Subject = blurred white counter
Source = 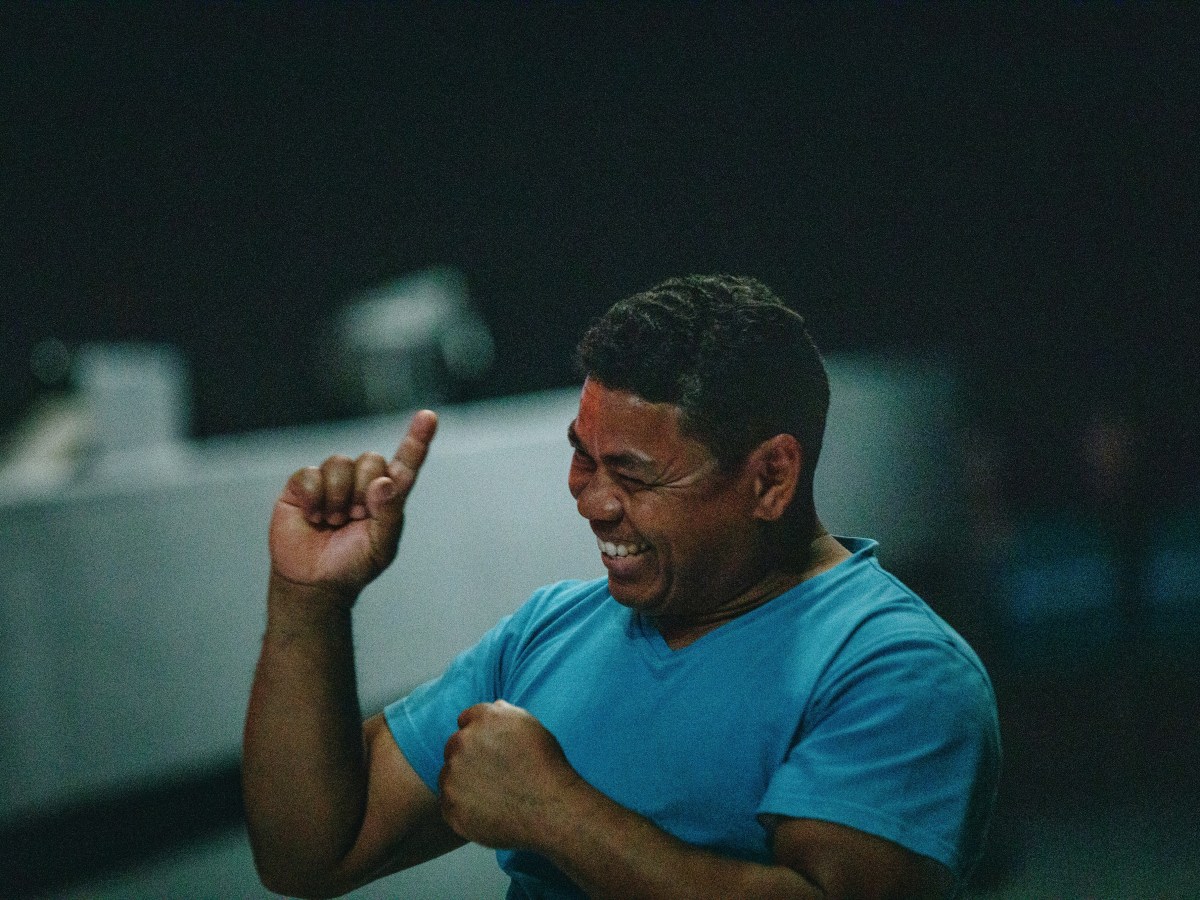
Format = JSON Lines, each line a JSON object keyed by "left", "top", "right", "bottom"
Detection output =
{"left": 0, "top": 388, "right": 601, "bottom": 824}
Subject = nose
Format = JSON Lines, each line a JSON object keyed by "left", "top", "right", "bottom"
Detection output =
{"left": 573, "top": 471, "right": 622, "bottom": 524}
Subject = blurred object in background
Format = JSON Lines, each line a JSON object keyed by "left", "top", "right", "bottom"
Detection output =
{"left": 0, "top": 340, "right": 192, "bottom": 495}
{"left": 74, "top": 343, "right": 191, "bottom": 467}
{"left": 1146, "top": 504, "right": 1200, "bottom": 653}
{"left": 327, "top": 267, "right": 496, "bottom": 415}
{"left": 817, "top": 353, "right": 967, "bottom": 572}
{"left": 988, "top": 405, "right": 1200, "bottom": 671}
{"left": 997, "top": 513, "right": 1124, "bottom": 667}
{"left": 0, "top": 339, "right": 85, "bottom": 494}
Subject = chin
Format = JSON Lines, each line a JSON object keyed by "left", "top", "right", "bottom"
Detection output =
{"left": 606, "top": 580, "right": 667, "bottom": 615}
{"left": 605, "top": 578, "right": 644, "bottom": 605}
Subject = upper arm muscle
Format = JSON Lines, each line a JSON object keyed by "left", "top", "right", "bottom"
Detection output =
{"left": 337, "top": 714, "right": 466, "bottom": 889}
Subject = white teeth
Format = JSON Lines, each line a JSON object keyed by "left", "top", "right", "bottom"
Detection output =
{"left": 597, "top": 537, "right": 646, "bottom": 557}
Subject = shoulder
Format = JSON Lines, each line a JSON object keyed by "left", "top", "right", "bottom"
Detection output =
{"left": 501, "top": 577, "right": 614, "bottom": 645}
{"left": 519, "top": 577, "right": 611, "bottom": 621}
{"left": 796, "top": 541, "right": 998, "bottom": 735}
{"left": 806, "top": 552, "right": 1002, "bottom": 814}
{"left": 817, "top": 539, "right": 991, "bottom": 679}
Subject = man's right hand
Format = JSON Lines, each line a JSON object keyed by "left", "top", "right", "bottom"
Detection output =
{"left": 247, "top": 408, "right": 459, "bottom": 898}
{"left": 267, "top": 409, "right": 439, "bottom": 601}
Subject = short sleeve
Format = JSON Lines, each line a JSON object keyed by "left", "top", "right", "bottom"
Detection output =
{"left": 383, "top": 614, "right": 513, "bottom": 794}
{"left": 757, "top": 632, "right": 1001, "bottom": 881}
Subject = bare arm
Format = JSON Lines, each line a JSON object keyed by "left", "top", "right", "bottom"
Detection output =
{"left": 242, "top": 411, "right": 464, "bottom": 898}
{"left": 540, "top": 796, "right": 953, "bottom": 900}
{"left": 440, "top": 701, "right": 954, "bottom": 900}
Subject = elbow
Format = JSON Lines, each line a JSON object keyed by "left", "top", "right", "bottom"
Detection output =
{"left": 251, "top": 853, "right": 357, "bottom": 900}
{"left": 254, "top": 865, "right": 317, "bottom": 899}
{"left": 256, "top": 871, "right": 345, "bottom": 900}
{"left": 245, "top": 822, "right": 367, "bottom": 898}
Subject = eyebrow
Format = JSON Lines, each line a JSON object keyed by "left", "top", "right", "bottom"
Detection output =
{"left": 567, "top": 422, "right": 584, "bottom": 450}
{"left": 567, "top": 422, "right": 658, "bottom": 474}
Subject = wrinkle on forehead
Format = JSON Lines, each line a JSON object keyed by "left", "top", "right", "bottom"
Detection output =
{"left": 571, "top": 381, "right": 725, "bottom": 489}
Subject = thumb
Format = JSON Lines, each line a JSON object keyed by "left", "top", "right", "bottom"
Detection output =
{"left": 364, "top": 475, "right": 407, "bottom": 560}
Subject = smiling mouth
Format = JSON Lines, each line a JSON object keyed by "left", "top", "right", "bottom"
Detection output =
{"left": 596, "top": 537, "right": 650, "bottom": 558}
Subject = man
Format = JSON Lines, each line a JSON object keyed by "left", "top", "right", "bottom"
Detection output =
{"left": 243, "top": 275, "right": 1000, "bottom": 899}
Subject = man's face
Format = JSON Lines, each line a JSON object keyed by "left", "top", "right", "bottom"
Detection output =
{"left": 568, "top": 378, "right": 762, "bottom": 622}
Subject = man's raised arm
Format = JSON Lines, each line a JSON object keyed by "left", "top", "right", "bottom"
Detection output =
{"left": 242, "top": 411, "right": 463, "bottom": 898}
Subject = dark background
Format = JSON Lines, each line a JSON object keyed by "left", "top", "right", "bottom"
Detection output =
{"left": 5, "top": 4, "right": 1198, "bottom": 512}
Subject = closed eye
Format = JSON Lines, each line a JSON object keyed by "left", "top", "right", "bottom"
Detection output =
{"left": 570, "top": 448, "right": 596, "bottom": 471}
{"left": 567, "top": 422, "right": 659, "bottom": 488}
{"left": 613, "top": 470, "right": 657, "bottom": 491}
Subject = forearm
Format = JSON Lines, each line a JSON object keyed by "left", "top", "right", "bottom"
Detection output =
{"left": 242, "top": 575, "right": 368, "bottom": 895}
{"left": 538, "top": 782, "right": 821, "bottom": 900}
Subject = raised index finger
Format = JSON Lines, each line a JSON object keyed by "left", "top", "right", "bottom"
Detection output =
{"left": 388, "top": 409, "right": 439, "bottom": 488}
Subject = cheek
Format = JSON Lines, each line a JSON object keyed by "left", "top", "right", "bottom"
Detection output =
{"left": 653, "top": 503, "right": 740, "bottom": 559}
{"left": 625, "top": 497, "right": 678, "bottom": 547}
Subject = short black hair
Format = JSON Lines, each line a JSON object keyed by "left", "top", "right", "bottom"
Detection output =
{"left": 576, "top": 274, "right": 830, "bottom": 479}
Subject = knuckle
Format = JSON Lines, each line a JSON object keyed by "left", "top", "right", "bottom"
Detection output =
{"left": 326, "top": 454, "right": 353, "bottom": 470}
{"left": 295, "top": 466, "right": 322, "bottom": 493}
{"left": 354, "top": 454, "right": 388, "bottom": 491}
{"left": 321, "top": 454, "right": 354, "bottom": 473}
{"left": 321, "top": 456, "right": 355, "bottom": 491}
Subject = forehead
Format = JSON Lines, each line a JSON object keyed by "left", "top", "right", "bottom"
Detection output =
{"left": 571, "top": 378, "right": 713, "bottom": 466}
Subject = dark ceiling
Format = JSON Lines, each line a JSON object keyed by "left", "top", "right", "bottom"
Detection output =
{"left": 4, "top": 4, "right": 1198, "bottom": 501}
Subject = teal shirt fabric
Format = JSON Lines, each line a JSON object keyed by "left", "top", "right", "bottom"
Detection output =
{"left": 385, "top": 538, "right": 1001, "bottom": 898}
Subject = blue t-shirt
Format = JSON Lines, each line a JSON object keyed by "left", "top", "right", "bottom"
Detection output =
{"left": 385, "top": 538, "right": 1000, "bottom": 898}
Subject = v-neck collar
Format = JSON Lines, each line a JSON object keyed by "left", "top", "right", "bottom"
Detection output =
{"left": 625, "top": 536, "right": 875, "bottom": 663}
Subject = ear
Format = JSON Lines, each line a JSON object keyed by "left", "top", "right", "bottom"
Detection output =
{"left": 749, "top": 434, "right": 803, "bottom": 523}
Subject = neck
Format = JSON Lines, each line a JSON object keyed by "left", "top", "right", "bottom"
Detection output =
{"left": 653, "top": 528, "right": 850, "bottom": 650}
{"left": 788, "top": 523, "right": 852, "bottom": 580}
